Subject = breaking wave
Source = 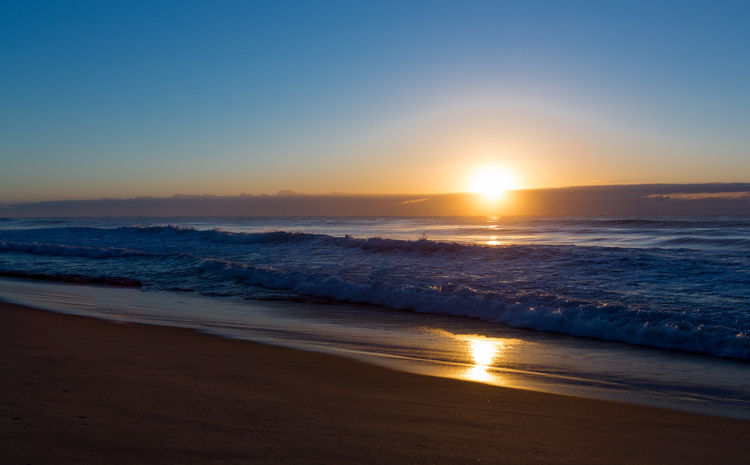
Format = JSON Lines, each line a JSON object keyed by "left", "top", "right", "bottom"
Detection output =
{"left": 197, "top": 258, "right": 750, "bottom": 359}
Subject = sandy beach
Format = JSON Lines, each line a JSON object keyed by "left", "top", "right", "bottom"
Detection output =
{"left": 2, "top": 300, "right": 749, "bottom": 464}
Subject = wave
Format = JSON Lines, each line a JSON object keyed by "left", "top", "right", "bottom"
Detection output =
{"left": 197, "top": 259, "right": 749, "bottom": 359}
{"left": 117, "top": 225, "right": 470, "bottom": 254}
{"left": 122, "top": 225, "right": 323, "bottom": 243}
{"left": 562, "top": 217, "right": 750, "bottom": 228}
{"left": 0, "top": 270, "right": 141, "bottom": 287}
{"left": 657, "top": 237, "right": 750, "bottom": 250}
{"left": 7, "top": 223, "right": 750, "bottom": 255}
{"left": 0, "top": 240, "right": 152, "bottom": 258}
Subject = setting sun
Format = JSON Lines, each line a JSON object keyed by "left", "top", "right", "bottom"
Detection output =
{"left": 468, "top": 167, "right": 517, "bottom": 200}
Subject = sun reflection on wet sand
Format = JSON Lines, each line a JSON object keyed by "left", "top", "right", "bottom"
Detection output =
{"left": 418, "top": 329, "right": 509, "bottom": 382}
{"left": 465, "top": 337, "right": 502, "bottom": 381}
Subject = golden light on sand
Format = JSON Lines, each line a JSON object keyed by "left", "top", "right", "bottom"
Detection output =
{"left": 468, "top": 166, "right": 517, "bottom": 200}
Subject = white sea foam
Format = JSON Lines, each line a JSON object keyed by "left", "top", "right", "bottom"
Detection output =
{"left": 196, "top": 258, "right": 749, "bottom": 359}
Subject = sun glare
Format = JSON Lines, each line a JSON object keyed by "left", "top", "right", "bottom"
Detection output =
{"left": 465, "top": 337, "right": 502, "bottom": 382}
{"left": 469, "top": 167, "right": 517, "bottom": 200}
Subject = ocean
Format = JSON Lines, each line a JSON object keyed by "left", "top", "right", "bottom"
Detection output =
{"left": 1, "top": 216, "right": 749, "bottom": 419}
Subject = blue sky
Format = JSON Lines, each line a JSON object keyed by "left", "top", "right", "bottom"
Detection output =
{"left": 2, "top": 1, "right": 749, "bottom": 202}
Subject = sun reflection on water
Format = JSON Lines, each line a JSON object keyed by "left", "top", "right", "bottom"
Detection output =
{"left": 486, "top": 235, "right": 509, "bottom": 246}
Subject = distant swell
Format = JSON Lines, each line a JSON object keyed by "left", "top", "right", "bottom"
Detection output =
{"left": 121, "top": 225, "right": 468, "bottom": 254}
{"left": 657, "top": 237, "right": 750, "bottom": 250}
{"left": 122, "top": 225, "right": 321, "bottom": 244}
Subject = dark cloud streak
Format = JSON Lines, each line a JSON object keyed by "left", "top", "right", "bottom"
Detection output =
{"left": 2, "top": 184, "right": 749, "bottom": 217}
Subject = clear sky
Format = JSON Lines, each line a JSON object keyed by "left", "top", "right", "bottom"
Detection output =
{"left": 2, "top": 1, "right": 749, "bottom": 203}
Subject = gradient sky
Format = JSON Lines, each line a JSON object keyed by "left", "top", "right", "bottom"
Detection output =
{"left": 2, "top": 1, "right": 749, "bottom": 203}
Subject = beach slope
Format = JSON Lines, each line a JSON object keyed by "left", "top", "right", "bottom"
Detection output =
{"left": 2, "top": 301, "right": 748, "bottom": 464}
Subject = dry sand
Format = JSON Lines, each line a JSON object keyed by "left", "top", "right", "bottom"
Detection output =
{"left": 2, "top": 300, "right": 749, "bottom": 464}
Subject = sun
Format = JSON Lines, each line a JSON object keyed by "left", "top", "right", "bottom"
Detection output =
{"left": 468, "top": 167, "right": 517, "bottom": 200}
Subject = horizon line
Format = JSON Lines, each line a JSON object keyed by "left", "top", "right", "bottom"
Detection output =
{"left": 4, "top": 182, "right": 750, "bottom": 206}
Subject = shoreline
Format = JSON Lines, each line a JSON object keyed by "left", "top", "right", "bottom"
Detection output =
{"left": 2, "top": 300, "right": 749, "bottom": 464}
{"left": 3, "top": 275, "right": 749, "bottom": 422}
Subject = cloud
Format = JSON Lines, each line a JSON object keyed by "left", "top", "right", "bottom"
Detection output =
{"left": 1, "top": 184, "right": 749, "bottom": 217}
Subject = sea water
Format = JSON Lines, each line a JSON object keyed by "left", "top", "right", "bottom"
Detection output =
{"left": 0, "top": 216, "right": 748, "bottom": 419}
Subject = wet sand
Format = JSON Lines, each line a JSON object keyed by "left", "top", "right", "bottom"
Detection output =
{"left": 2, "top": 300, "right": 749, "bottom": 464}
